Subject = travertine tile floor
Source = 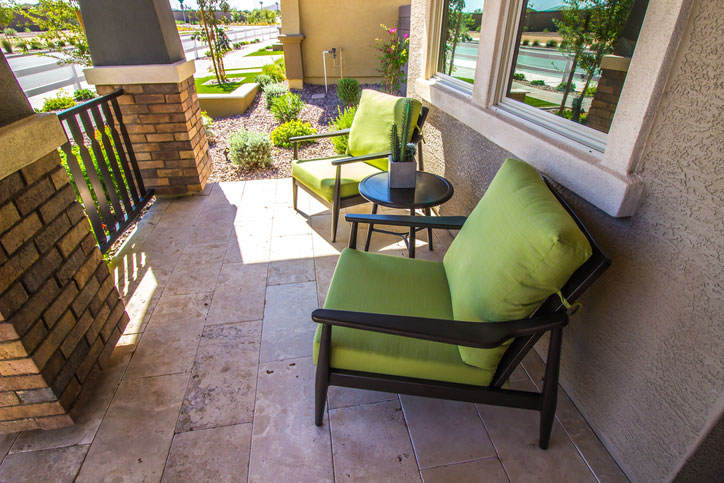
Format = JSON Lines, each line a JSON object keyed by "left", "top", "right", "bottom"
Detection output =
{"left": 0, "top": 179, "right": 629, "bottom": 482}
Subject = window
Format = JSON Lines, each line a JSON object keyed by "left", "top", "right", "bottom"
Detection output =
{"left": 500, "top": 0, "right": 649, "bottom": 150}
{"left": 436, "top": 0, "right": 485, "bottom": 92}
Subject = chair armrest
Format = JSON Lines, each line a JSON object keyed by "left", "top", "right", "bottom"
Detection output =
{"left": 331, "top": 151, "right": 391, "bottom": 165}
{"left": 311, "top": 309, "right": 569, "bottom": 349}
{"left": 289, "top": 128, "right": 350, "bottom": 142}
{"left": 345, "top": 214, "right": 467, "bottom": 230}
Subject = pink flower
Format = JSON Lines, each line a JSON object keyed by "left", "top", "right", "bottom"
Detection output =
{"left": 404, "top": 33, "right": 409, "bottom": 38}
{"left": 389, "top": 27, "right": 397, "bottom": 34}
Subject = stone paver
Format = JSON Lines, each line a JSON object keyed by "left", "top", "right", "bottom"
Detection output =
{"left": 0, "top": 181, "right": 625, "bottom": 483}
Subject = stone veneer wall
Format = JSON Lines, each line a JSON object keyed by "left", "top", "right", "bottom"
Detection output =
{"left": 95, "top": 76, "right": 211, "bottom": 196}
{"left": 407, "top": 0, "right": 724, "bottom": 480}
{"left": 0, "top": 150, "right": 129, "bottom": 432}
{"left": 585, "top": 69, "right": 627, "bottom": 134}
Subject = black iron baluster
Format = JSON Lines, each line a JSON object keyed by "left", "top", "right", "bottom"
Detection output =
{"left": 110, "top": 96, "right": 147, "bottom": 195}
{"left": 64, "top": 115, "right": 115, "bottom": 232}
{"left": 89, "top": 104, "right": 133, "bottom": 216}
{"left": 100, "top": 99, "right": 141, "bottom": 205}
{"left": 59, "top": 140, "right": 107, "bottom": 247}
{"left": 78, "top": 109, "right": 124, "bottom": 227}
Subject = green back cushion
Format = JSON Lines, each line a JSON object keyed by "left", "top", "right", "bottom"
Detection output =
{"left": 347, "top": 89, "right": 422, "bottom": 171}
{"left": 443, "top": 158, "right": 593, "bottom": 370}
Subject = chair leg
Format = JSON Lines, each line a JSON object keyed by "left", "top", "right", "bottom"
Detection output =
{"left": 315, "top": 325, "right": 332, "bottom": 426}
{"left": 539, "top": 328, "right": 563, "bottom": 449}
{"left": 364, "top": 204, "right": 378, "bottom": 251}
{"left": 424, "top": 207, "right": 433, "bottom": 251}
{"left": 292, "top": 179, "right": 298, "bottom": 211}
{"left": 331, "top": 200, "right": 340, "bottom": 242}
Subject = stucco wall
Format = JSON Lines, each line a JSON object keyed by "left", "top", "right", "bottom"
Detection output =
{"left": 291, "top": 0, "right": 410, "bottom": 85}
{"left": 408, "top": 0, "right": 724, "bottom": 481}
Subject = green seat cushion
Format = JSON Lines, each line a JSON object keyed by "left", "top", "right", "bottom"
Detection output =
{"left": 292, "top": 156, "right": 383, "bottom": 203}
{"left": 443, "top": 158, "right": 593, "bottom": 370}
{"left": 313, "top": 248, "right": 497, "bottom": 387}
{"left": 347, "top": 89, "right": 422, "bottom": 171}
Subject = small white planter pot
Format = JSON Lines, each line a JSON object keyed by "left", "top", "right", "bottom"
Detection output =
{"left": 388, "top": 160, "right": 416, "bottom": 189}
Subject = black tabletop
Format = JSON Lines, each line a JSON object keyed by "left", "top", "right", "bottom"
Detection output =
{"left": 359, "top": 171, "right": 454, "bottom": 209}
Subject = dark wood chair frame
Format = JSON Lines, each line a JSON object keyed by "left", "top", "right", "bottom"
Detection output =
{"left": 290, "top": 106, "right": 430, "bottom": 242}
{"left": 311, "top": 177, "right": 611, "bottom": 449}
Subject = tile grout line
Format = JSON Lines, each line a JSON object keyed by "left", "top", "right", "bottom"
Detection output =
{"left": 398, "top": 394, "right": 424, "bottom": 483}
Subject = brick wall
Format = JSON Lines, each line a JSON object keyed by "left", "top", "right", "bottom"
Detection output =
{"left": 0, "top": 151, "right": 129, "bottom": 432}
{"left": 95, "top": 77, "right": 212, "bottom": 196}
{"left": 586, "top": 69, "right": 628, "bottom": 134}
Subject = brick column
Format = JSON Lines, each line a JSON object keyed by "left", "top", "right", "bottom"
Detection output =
{"left": 586, "top": 55, "right": 631, "bottom": 134}
{"left": 0, "top": 118, "right": 130, "bottom": 433}
{"left": 93, "top": 74, "right": 211, "bottom": 195}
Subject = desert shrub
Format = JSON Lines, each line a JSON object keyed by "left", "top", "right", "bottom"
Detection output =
{"left": 73, "top": 88, "right": 96, "bottom": 101}
{"left": 546, "top": 40, "right": 558, "bottom": 48}
{"left": 15, "top": 40, "right": 27, "bottom": 52}
{"left": 42, "top": 90, "right": 76, "bottom": 112}
{"left": 522, "top": 39, "right": 530, "bottom": 46}
{"left": 263, "top": 82, "right": 288, "bottom": 109}
{"left": 532, "top": 40, "right": 540, "bottom": 47}
{"left": 328, "top": 105, "right": 357, "bottom": 154}
{"left": 585, "top": 85, "right": 597, "bottom": 97}
{"left": 336, "top": 78, "right": 361, "bottom": 106}
{"left": 261, "top": 62, "right": 285, "bottom": 82}
{"left": 556, "top": 82, "right": 576, "bottom": 92}
{"left": 29, "top": 39, "right": 42, "bottom": 50}
{"left": 201, "top": 111, "right": 215, "bottom": 143}
{"left": 530, "top": 79, "right": 546, "bottom": 86}
{"left": 270, "top": 92, "right": 305, "bottom": 123}
{"left": 512, "top": 73, "right": 526, "bottom": 81}
{"left": 1, "top": 39, "right": 11, "bottom": 54}
{"left": 254, "top": 74, "right": 274, "bottom": 88}
{"left": 4, "top": 28, "right": 15, "bottom": 36}
{"left": 232, "top": 41, "right": 242, "bottom": 49}
{"left": 56, "top": 39, "right": 66, "bottom": 47}
{"left": 228, "top": 129, "right": 272, "bottom": 168}
{"left": 270, "top": 120, "right": 317, "bottom": 148}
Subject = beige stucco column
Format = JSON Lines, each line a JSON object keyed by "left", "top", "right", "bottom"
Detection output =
{"left": 280, "top": 0, "right": 305, "bottom": 89}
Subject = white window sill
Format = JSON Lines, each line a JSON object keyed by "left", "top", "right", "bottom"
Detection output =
{"left": 415, "top": 77, "right": 643, "bottom": 217}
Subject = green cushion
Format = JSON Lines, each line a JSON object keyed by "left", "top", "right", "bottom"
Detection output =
{"left": 292, "top": 156, "right": 383, "bottom": 203}
{"left": 313, "top": 249, "right": 497, "bottom": 387}
{"left": 347, "top": 89, "right": 422, "bottom": 171}
{"left": 443, "top": 158, "right": 593, "bottom": 370}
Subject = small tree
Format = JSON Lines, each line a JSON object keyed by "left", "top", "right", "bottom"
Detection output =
{"left": 196, "top": 0, "right": 230, "bottom": 85}
{"left": 21, "top": 0, "right": 91, "bottom": 66}
{"left": 0, "top": 1, "right": 14, "bottom": 32}
{"left": 555, "top": 0, "right": 633, "bottom": 121}
{"left": 441, "top": 0, "right": 472, "bottom": 76}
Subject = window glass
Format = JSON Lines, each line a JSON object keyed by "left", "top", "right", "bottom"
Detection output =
{"left": 438, "top": 1, "right": 485, "bottom": 85}
{"left": 507, "top": 0, "right": 648, "bottom": 134}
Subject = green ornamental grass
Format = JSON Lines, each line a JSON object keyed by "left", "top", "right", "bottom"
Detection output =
{"left": 328, "top": 105, "right": 357, "bottom": 154}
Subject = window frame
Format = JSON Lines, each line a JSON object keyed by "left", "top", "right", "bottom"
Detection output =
{"left": 416, "top": 0, "right": 695, "bottom": 217}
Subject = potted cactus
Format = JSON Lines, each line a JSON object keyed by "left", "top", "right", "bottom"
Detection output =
{"left": 388, "top": 100, "right": 417, "bottom": 189}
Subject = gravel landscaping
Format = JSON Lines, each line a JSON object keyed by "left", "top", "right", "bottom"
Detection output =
{"left": 207, "top": 83, "right": 383, "bottom": 183}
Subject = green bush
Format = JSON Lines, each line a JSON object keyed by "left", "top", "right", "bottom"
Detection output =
{"left": 228, "top": 129, "right": 272, "bottom": 168}
{"left": 522, "top": 39, "right": 530, "bottom": 46}
{"left": 328, "top": 105, "right": 356, "bottom": 154}
{"left": 585, "top": 85, "right": 597, "bottom": 97}
{"left": 3, "top": 28, "right": 15, "bottom": 36}
{"left": 1, "top": 39, "right": 11, "bottom": 54}
{"left": 270, "top": 92, "right": 305, "bottom": 123}
{"left": 73, "top": 88, "right": 96, "bottom": 101}
{"left": 546, "top": 40, "right": 558, "bottom": 48}
{"left": 513, "top": 73, "right": 526, "bottom": 81}
{"left": 15, "top": 40, "right": 27, "bottom": 52}
{"left": 556, "top": 82, "right": 575, "bottom": 92}
{"left": 254, "top": 74, "right": 274, "bottom": 88}
{"left": 261, "top": 62, "right": 286, "bottom": 82}
{"left": 201, "top": 111, "right": 215, "bottom": 143}
{"left": 29, "top": 39, "right": 42, "bottom": 50}
{"left": 232, "top": 41, "right": 243, "bottom": 49}
{"left": 42, "top": 90, "right": 76, "bottom": 112}
{"left": 270, "top": 120, "right": 317, "bottom": 148}
{"left": 263, "top": 82, "right": 288, "bottom": 109}
{"left": 532, "top": 40, "right": 540, "bottom": 47}
{"left": 530, "top": 79, "right": 546, "bottom": 86}
{"left": 336, "top": 78, "right": 361, "bottom": 106}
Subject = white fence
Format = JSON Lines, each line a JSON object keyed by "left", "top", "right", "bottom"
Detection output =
{"left": 9, "top": 26, "right": 279, "bottom": 99}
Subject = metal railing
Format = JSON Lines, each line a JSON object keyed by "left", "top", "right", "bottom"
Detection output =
{"left": 57, "top": 89, "right": 154, "bottom": 253}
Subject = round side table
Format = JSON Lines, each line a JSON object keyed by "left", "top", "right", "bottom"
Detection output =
{"left": 358, "top": 171, "right": 454, "bottom": 258}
